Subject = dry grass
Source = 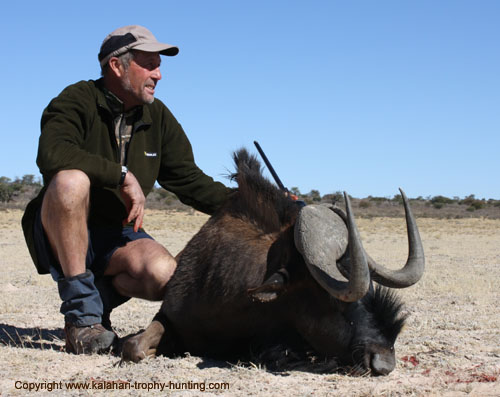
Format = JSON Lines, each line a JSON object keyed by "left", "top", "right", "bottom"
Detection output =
{"left": 0, "top": 209, "right": 499, "bottom": 396}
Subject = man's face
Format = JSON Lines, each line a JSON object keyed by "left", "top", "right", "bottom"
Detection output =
{"left": 120, "top": 51, "right": 162, "bottom": 107}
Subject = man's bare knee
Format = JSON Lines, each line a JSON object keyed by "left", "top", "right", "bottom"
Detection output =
{"left": 127, "top": 254, "right": 176, "bottom": 300}
{"left": 43, "top": 170, "right": 91, "bottom": 211}
{"left": 111, "top": 253, "right": 177, "bottom": 301}
{"left": 144, "top": 255, "right": 177, "bottom": 299}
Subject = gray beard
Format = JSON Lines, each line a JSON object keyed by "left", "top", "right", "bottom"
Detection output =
{"left": 121, "top": 75, "right": 154, "bottom": 105}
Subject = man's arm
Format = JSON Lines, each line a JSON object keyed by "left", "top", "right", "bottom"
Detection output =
{"left": 119, "top": 170, "right": 146, "bottom": 232}
{"left": 156, "top": 108, "right": 232, "bottom": 215}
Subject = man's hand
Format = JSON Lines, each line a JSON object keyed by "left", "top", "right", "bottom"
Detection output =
{"left": 119, "top": 170, "right": 145, "bottom": 232}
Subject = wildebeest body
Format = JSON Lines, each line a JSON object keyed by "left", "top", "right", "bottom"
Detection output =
{"left": 123, "top": 149, "right": 423, "bottom": 375}
{"left": 160, "top": 156, "right": 304, "bottom": 356}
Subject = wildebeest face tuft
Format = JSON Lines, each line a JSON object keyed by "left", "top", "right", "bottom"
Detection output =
{"left": 343, "top": 286, "right": 407, "bottom": 375}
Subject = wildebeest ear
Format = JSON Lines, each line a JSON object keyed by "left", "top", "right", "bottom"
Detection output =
{"left": 247, "top": 270, "right": 288, "bottom": 303}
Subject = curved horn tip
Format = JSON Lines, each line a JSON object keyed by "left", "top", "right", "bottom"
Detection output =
{"left": 343, "top": 191, "right": 351, "bottom": 207}
{"left": 365, "top": 186, "right": 425, "bottom": 288}
{"left": 398, "top": 188, "right": 408, "bottom": 201}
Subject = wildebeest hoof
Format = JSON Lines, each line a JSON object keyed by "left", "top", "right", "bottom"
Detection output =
{"left": 121, "top": 320, "right": 165, "bottom": 363}
{"left": 121, "top": 331, "right": 153, "bottom": 363}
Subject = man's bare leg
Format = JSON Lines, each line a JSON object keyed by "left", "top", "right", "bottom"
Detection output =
{"left": 41, "top": 170, "right": 90, "bottom": 277}
{"left": 41, "top": 169, "right": 115, "bottom": 353}
{"left": 106, "top": 238, "right": 177, "bottom": 301}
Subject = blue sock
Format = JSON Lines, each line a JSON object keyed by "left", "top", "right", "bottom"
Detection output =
{"left": 57, "top": 270, "right": 103, "bottom": 326}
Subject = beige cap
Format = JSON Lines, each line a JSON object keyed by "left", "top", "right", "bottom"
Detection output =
{"left": 98, "top": 25, "right": 179, "bottom": 67}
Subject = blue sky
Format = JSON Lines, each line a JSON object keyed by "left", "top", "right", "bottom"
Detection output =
{"left": 1, "top": 1, "right": 498, "bottom": 199}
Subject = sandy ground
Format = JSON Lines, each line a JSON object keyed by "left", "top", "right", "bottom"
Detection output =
{"left": 0, "top": 209, "right": 499, "bottom": 396}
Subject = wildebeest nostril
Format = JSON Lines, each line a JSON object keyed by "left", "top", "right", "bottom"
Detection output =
{"left": 371, "top": 352, "right": 395, "bottom": 376}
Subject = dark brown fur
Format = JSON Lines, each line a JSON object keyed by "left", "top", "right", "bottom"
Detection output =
{"left": 126, "top": 149, "right": 407, "bottom": 374}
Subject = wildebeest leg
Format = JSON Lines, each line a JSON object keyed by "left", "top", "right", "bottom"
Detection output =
{"left": 122, "top": 312, "right": 166, "bottom": 362}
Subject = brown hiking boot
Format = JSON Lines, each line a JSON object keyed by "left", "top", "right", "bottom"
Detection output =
{"left": 64, "top": 323, "right": 116, "bottom": 354}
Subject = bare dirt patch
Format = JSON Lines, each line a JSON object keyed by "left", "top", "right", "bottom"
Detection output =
{"left": 1, "top": 209, "right": 498, "bottom": 396}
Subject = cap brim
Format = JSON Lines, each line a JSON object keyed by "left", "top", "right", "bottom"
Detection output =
{"left": 133, "top": 42, "right": 179, "bottom": 56}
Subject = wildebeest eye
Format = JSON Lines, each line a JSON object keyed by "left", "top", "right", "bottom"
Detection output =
{"left": 350, "top": 321, "right": 354, "bottom": 326}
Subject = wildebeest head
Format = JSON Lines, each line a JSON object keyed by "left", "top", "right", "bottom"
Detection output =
{"left": 231, "top": 148, "right": 424, "bottom": 375}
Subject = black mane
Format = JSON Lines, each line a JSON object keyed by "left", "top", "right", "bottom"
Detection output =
{"left": 228, "top": 148, "right": 298, "bottom": 234}
{"left": 362, "top": 286, "right": 407, "bottom": 342}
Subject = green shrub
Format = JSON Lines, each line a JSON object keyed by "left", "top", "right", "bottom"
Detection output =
{"left": 470, "top": 201, "right": 484, "bottom": 210}
{"left": 0, "top": 177, "right": 22, "bottom": 203}
{"left": 392, "top": 194, "right": 403, "bottom": 204}
{"left": 308, "top": 189, "right": 321, "bottom": 202}
{"left": 368, "top": 196, "right": 389, "bottom": 203}
{"left": 359, "top": 200, "right": 371, "bottom": 208}
{"left": 323, "top": 191, "right": 344, "bottom": 204}
{"left": 431, "top": 195, "right": 454, "bottom": 205}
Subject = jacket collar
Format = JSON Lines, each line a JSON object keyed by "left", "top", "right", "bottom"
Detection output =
{"left": 94, "top": 78, "right": 153, "bottom": 127}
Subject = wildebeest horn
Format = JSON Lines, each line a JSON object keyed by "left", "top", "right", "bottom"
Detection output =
{"left": 364, "top": 188, "right": 425, "bottom": 288}
{"left": 294, "top": 193, "right": 370, "bottom": 302}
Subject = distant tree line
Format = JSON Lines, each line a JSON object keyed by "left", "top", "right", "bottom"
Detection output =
{"left": 288, "top": 187, "right": 500, "bottom": 213}
{"left": 0, "top": 175, "right": 42, "bottom": 203}
{"left": 1, "top": 175, "right": 499, "bottom": 215}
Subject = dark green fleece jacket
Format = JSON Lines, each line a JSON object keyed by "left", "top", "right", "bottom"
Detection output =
{"left": 22, "top": 79, "right": 232, "bottom": 274}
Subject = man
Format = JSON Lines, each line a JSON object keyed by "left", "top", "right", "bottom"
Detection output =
{"left": 22, "top": 25, "right": 232, "bottom": 354}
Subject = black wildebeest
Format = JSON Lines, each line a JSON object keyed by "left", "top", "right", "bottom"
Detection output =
{"left": 122, "top": 149, "right": 425, "bottom": 375}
